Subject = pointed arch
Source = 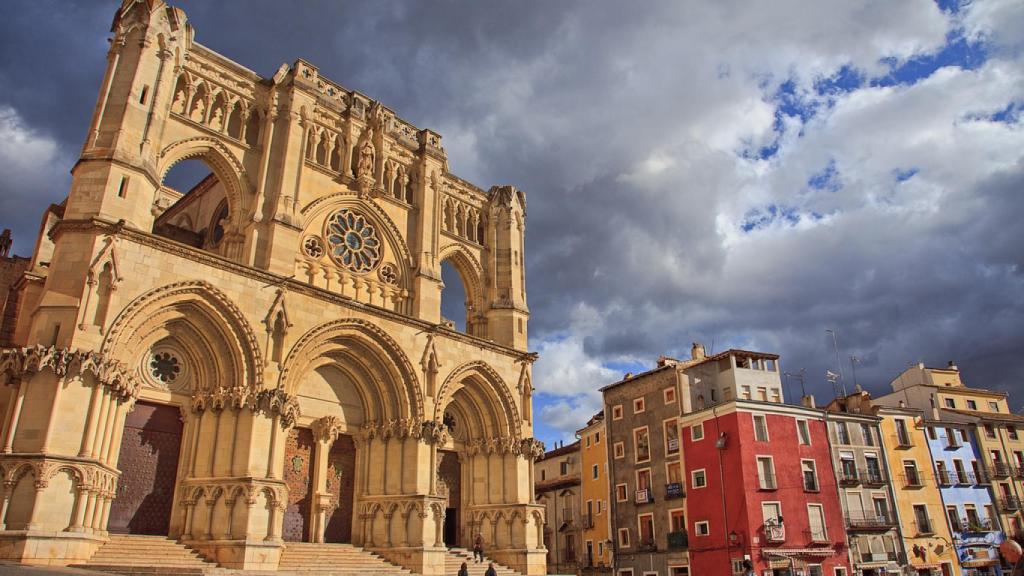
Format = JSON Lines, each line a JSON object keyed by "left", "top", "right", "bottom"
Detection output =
{"left": 158, "top": 136, "right": 253, "bottom": 228}
{"left": 100, "top": 280, "right": 263, "bottom": 392}
{"left": 435, "top": 360, "right": 521, "bottom": 440}
{"left": 278, "top": 318, "right": 423, "bottom": 422}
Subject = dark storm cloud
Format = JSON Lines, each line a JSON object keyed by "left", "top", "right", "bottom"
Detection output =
{"left": 1, "top": 0, "right": 1023, "bottom": 440}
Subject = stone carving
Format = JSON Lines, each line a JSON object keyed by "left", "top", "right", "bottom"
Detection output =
{"left": 0, "top": 345, "right": 140, "bottom": 401}
{"left": 325, "top": 209, "right": 382, "bottom": 274}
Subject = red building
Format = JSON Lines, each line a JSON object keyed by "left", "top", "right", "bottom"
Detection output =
{"left": 680, "top": 400, "right": 852, "bottom": 576}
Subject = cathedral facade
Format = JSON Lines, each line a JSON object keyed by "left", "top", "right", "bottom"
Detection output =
{"left": 0, "top": 1, "right": 544, "bottom": 573}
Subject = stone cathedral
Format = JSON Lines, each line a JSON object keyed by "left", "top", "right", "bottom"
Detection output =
{"left": 0, "top": 1, "right": 545, "bottom": 573}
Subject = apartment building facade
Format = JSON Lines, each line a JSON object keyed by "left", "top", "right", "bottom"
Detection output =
{"left": 579, "top": 413, "right": 614, "bottom": 573}
{"left": 823, "top": 394, "right": 906, "bottom": 576}
{"left": 680, "top": 400, "right": 852, "bottom": 576}
{"left": 602, "top": 364, "right": 689, "bottom": 576}
{"left": 536, "top": 442, "right": 583, "bottom": 573}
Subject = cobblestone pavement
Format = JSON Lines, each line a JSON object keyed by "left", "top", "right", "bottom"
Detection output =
{"left": 0, "top": 563, "right": 106, "bottom": 576}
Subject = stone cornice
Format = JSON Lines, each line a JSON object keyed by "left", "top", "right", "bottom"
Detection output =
{"left": 0, "top": 345, "right": 140, "bottom": 402}
{"left": 49, "top": 218, "right": 532, "bottom": 359}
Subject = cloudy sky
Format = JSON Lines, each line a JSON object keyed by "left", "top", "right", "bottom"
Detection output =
{"left": 1, "top": 0, "right": 1022, "bottom": 444}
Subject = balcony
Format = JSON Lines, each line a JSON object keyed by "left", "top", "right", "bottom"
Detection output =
{"left": 961, "top": 519, "right": 996, "bottom": 533}
{"left": 635, "top": 488, "right": 653, "bottom": 504}
{"left": 1016, "top": 466, "right": 1024, "bottom": 480}
{"left": 664, "top": 482, "right": 685, "bottom": 500}
{"left": 990, "top": 461, "right": 1015, "bottom": 478}
{"left": 838, "top": 469, "right": 860, "bottom": 486}
{"left": 902, "top": 472, "right": 924, "bottom": 488}
{"left": 667, "top": 530, "right": 689, "bottom": 550}
{"left": 936, "top": 470, "right": 954, "bottom": 486}
{"left": 893, "top": 432, "right": 914, "bottom": 448}
{"left": 845, "top": 512, "right": 897, "bottom": 531}
{"left": 758, "top": 473, "right": 778, "bottom": 491}
{"left": 764, "top": 523, "right": 786, "bottom": 542}
{"left": 860, "top": 552, "right": 900, "bottom": 563}
{"left": 998, "top": 496, "right": 1021, "bottom": 512}
{"left": 860, "top": 469, "right": 887, "bottom": 486}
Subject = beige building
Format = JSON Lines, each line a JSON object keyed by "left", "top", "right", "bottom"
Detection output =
{"left": 0, "top": 1, "right": 545, "bottom": 574}
{"left": 535, "top": 442, "right": 582, "bottom": 574}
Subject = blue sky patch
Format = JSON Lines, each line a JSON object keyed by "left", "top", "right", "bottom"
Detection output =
{"left": 873, "top": 34, "right": 988, "bottom": 88}
{"left": 808, "top": 159, "right": 841, "bottom": 192}
{"left": 894, "top": 167, "right": 919, "bottom": 182}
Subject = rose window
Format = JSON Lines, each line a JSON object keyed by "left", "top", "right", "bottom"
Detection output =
{"left": 326, "top": 209, "right": 381, "bottom": 273}
{"left": 150, "top": 352, "right": 180, "bottom": 383}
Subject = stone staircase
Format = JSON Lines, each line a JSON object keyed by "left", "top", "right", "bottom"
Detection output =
{"left": 272, "top": 542, "right": 413, "bottom": 575}
{"left": 445, "top": 548, "right": 523, "bottom": 576}
{"left": 71, "top": 534, "right": 225, "bottom": 575}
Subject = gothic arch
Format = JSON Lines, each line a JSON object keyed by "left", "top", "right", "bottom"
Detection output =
{"left": 157, "top": 137, "right": 253, "bottom": 228}
{"left": 278, "top": 318, "right": 423, "bottom": 422}
{"left": 435, "top": 360, "right": 521, "bottom": 440}
{"left": 100, "top": 280, "right": 264, "bottom": 392}
{"left": 437, "top": 243, "right": 486, "bottom": 319}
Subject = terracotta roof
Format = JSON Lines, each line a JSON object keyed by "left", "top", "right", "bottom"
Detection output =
{"left": 945, "top": 408, "right": 1024, "bottom": 425}
{"left": 536, "top": 440, "right": 579, "bottom": 461}
{"left": 535, "top": 475, "right": 581, "bottom": 493}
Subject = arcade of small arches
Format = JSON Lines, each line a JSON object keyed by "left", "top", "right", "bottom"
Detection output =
{"left": 0, "top": 282, "right": 543, "bottom": 571}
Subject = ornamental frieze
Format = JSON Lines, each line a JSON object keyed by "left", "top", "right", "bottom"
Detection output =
{"left": 0, "top": 345, "right": 140, "bottom": 401}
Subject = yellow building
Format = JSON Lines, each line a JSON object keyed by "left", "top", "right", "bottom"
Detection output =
{"left": 578, "top": 412, "right": 612, "bottom": 573}
{"left": 875, "top": 404, "right": 961, "bottom": 576}
{"left": 883, "top": 363, "right": 1024, "bottom": 540}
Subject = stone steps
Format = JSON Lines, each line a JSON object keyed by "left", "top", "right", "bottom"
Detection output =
{"left": 274, "top": 542, "right": 413, "bottom": 575}
{"left": 71, "top": 535, "right": 226, "bottom": 576}
{"left": 445, "top": 548, "right": 523, "bottom": 576}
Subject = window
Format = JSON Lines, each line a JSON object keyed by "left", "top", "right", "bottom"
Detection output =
{"left": 636, "top": 469, "right": 652, "bottom": 493}
{"left": 861, "top": 424, "right": 874, "bottom": 446}
{"left": 913, "top": 504, "right": 933, "bottom": 534}
{"left": 612, "top": 405, "right": 623, "bottom": 420}
{"left": 762, "top": 502, "right": 783, "bottom": 530}
{"left": 560, "top": 461, "right": 568, "bottom": 475}
{"left": 952, "top": 459, "right": 968, "bottom": 484}
{"left": 633, "top": 397, "right": 645, "bottom": 414}
{"left": 618, "top": 528, "right": 630, "bottom": 547}
{"left": 985, "top": 424, "right": 996, "bottom": 439}
{"left": 1009, "top": 426, "right": 1018, "bottom": 441}
{"left": 541, "top": 470, "right": 546, "bottom": 481}
{"left": 989, "top": 401, "right": 999, "bottom": 412}
{"left": 638, "top": 514, "right": 655, "bottom": 546}
{"left": 634, "top": 427, "right": 651, "bottom": 463}
{"left": 972, "top": 460, "right": 985, "bottom": 483}
{"left": 664, "top": 387, "right": 676, "bottom": 404}
{"left": 691, "top": 423, "right": 705, "bottom": 441}
{"left": 1015, "top": 451, "right": 1024, "bottom": 469}
{"left": 903, "top": 460, "right": 921, "bottom": 486}
{"left": 117, "top": 175, "right": 129, "bottom": 198}
{"left": 927, "top": 427, "right": 937, "bottom": 440}
{"left": 835, "top": 568, "right": 848, "bottom": 576}
{"left": 741, "top": 385, "right": 751, "bottom": 400}
{"left": 615, "top": 484, "right": 628, "bottom": 502}
{"left": 946, "top": 506, "right": 963, "bottom": 532}
{"left": 797, "top": 420, "right": 811, "bottom": 445}
{"left": 865, "top": 454, "right": 882, "bottom": 483}
{"left": 757, "top": 387, "right": 768, "bottom": 401}
{"left": 586, "top": 436, "right": 591, "bottom": 447}
{"left": 895, "top": 419, "right": 912, "bottom": 446}
{"left": 592, "top": 464, "right": 599, "bottom": 480}
{"left": 802, "top": 460, "right": 819, "bottom": 491}
{"left": 757, "top": 456, "right": 776, "bottom": 490}
{"left": 835, "top": 422, "right": 851, "bottom": 444}
{"left": 669, "top": 509, "right": 686, "bottom": 533}
{"left": 945, "top": 427, "right": 960, "bottom": 447}
{"left": 965, "top": 504, "right": 981, "bottom": 529}
{"left": 595, "top": 432, "right": 601, "bottom": 443}
{"left": 597, "top": 500, "right": 603, "bottom": 514}
{"left": 613, "top": 442, "right": 625, "bottom": 459}
{"left": 807, "top": 504, "right": 827, "bottom": 541}
{"left": 665, "top": 418, "right": 679, "bottom": 454}
{"left": 753, "top": 414, "right": 769, "bottom": 441}
{"left": 808, "top": 566, "right": 823, "bottom": 576}
{"left": 695, "top": 521, "right": 710, "bottom": 536}
{"left": 967, "top": 400, "right": 977, "bottom": 410}
{"left": 944, "top": 398, "right": 956, "bottom": 409}
{"left": 691, "top": 469, "right": 707, "bottom": 489}
{"left": 666, "top": 461, "right": 682, "bottom": 485}
{"left": 840, "top": 452, "right": 857, "bottom": 481}
{"left": 619, "top": 570, "right": 633, "bottom": 576}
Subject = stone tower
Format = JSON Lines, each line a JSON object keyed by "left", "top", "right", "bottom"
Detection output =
{"left": 0, "top": 0, "right": 543, "bottom": 573}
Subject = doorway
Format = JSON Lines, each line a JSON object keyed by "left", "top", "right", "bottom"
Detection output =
{"left": 108, "top": 402, "right": 183, "bottom": 535}
{"left": 282, "top": 427, "right": 315, "bottom": 542}
{"left": 439, "top": 450, "right": 461, "bottom": 546}
{"left": 323, "top": 434, "right": 356, "bottom": 543}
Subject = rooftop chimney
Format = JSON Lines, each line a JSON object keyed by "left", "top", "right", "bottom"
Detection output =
{"left": 947, "top": 361, "right": 958, "bottom": 371}
{"left": 801, "top": 395, "right": 816, "bottom": 409}
{"left": 692, "top": 342, "right": 706, "bottom": 360}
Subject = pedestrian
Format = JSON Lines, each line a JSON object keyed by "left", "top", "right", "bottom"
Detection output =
{"left": 485, "top": 562, "right": 497, "bottom": 576}
{"left": 473, "top": 533, "right": 484, "bottom": 563}
{"left": 459, "top": 561, "right": 469, "bottom": 576}
{"left": 741, "top": 559, "right": 755, "bottom": 576}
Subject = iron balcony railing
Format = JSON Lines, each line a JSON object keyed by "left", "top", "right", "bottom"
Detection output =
{"left": 839, "top": 469, "right": 860, "bottom": 485}
{"left": 1016, "top": 466, "right": 1024, "bottom": 480}
{"left": 664, "top": 482, "right": 685, "bottom": 500}
{"left": 936, "top": 470, "right": 954, "bottom": 486}
{"left": 860, "top": 552, "right": 900, "bottom": 563}
{"left": 860, "top": 469, "right": 887, "bottom": 486}
{"left": 845, "top": 512, "right": 897, "bottom": 530}
{"left": 997, "top": 496, "right": 1021, "bottom": 512}
{"left": 989, "top": 461, "right": 1014, "bottom": 478}
{"left": 960, "top": 519, "right": 996, "bottom": 533}
{"left": 667, "top": 530, "right": 689, "bottom": 550}
{"left": 764, "top": 523, "right": 785, "bottom": 542}
{"left": 953, "top": 471, "right": 976, "bottom": 485}
{"left": 903, "top": 472, "right": 924, "bottom": 488}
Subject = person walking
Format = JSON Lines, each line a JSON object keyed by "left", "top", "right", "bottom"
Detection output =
{"left": 473, "top": 533, "right": 484, "bottom": 563}
{"left": 458, "top": 561, "right": 470, "bottom": 576}
{"left": 485, "top": 562, "right": 497, "bottom": 576}
{"left": 741, "top": 560, "right": 755, "bottom": 576}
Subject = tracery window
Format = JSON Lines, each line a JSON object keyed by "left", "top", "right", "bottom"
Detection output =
{"left": 325, "top": 209, "right": 382, "bottom": 273}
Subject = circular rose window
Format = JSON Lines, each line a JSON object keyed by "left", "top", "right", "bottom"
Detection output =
{"left": 150, "top": 351, "right": 180, "bottom": 383}
{"left": 325, "top": 209, "right": 381, "bottom": 273}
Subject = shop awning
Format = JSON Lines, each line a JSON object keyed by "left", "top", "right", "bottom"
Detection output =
{"left": 961, "top": 559, "right": 998, "bottom": 568}
{"left": 766, "top": 548, "right": 836, "bottom": 558}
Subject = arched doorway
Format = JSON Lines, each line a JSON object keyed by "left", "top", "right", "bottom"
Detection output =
{"left": 438, "top": 450, "right": 461, "bottom": 547}
{"left": 108, "top": 401, "right": 183, "bottom": 535}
